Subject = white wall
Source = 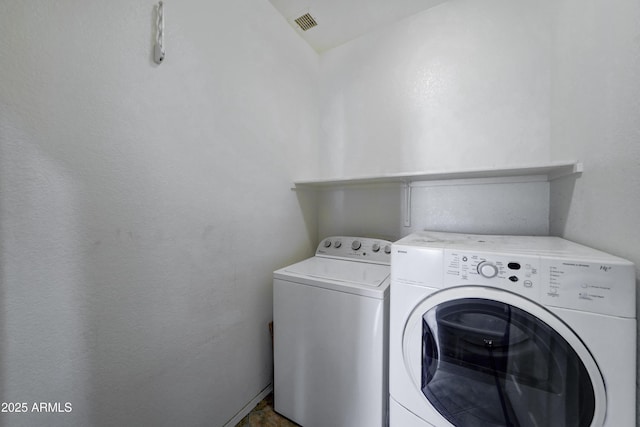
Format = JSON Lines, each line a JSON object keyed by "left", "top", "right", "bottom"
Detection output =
{"left": 318, "top": 179, "right": 550, "bottom": 241}
{"left": 0, "top": 1, "right": 318, "bottom": 426}
{"left": 548, "top": 0, "right": 640, "bottom": 420}
{"left": 549, "top": 0, "right": 640, "bottom": 261}
{"left": 315, "top": 0, "right": 554, "bottom": 240}
{"left": 317, "top": 0, "right": 552, "bottom": 180}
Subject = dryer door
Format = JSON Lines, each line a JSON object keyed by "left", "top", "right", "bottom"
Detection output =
{"left": 402, "top": 286, "right": 606, "bottom": 427}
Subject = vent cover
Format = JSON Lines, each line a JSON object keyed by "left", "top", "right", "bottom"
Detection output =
{"left": 294, "top": 13, "right": 318, "bottom": 31}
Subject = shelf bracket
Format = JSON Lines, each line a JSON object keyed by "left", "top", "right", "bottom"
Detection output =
{"left": 402, "top": 182, "right": 412, "bottom": 227}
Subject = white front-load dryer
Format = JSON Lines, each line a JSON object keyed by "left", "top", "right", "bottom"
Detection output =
{"left": 389, "top": 231, "right": 636, "bottom": 427}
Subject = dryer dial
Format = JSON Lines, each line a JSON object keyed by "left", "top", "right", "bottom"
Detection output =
{"left": 352, "top": 240, "right": 362, "bottom": 251}
{"left": 477, "top": 261, "right": 499, "bottom": 278}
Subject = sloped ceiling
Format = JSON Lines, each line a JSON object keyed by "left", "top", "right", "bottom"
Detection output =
{"left": 269, "top": 0, "right": 450, "bottom": 52}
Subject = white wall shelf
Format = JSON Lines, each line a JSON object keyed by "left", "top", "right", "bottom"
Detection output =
{"left": 293, "top": 161, "right": 583, "bottom": 189}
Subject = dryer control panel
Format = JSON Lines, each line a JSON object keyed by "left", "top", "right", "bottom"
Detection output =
{"left": 443, "top": 250, "right": 635, "bottom": 317}
{"left": 317, "top": 236, "right": 392, "bottom": 265}
{"left": 443, "top": 250, "right": 540, "bottom": 300}
{"left": 393, "top": 231, "right": 636, "bottom": 318}
{"left": 539, "top": 257, "right": 635, "bottom": 317}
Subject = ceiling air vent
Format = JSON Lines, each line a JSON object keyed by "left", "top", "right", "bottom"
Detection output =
{"left": 294, "top": 13, "right": 318, "bottom": 31}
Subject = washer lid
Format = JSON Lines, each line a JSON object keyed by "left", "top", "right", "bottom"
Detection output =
{"left": 279, "top": 257, "right": 390, "bottom": 287}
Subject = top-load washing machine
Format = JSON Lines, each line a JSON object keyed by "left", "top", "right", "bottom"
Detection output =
{"left": 389, "top": 231, "right": 636, "bottom": 427}
{"left": 273, "top": 236, "right": 393, "bottom": 427}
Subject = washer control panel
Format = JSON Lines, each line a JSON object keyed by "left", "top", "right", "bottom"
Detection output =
{"left": 443, "top": 250, "right": 540, "bottom": 299}
{"left": 317, "top": 236, "right": 392, "bottom": 265}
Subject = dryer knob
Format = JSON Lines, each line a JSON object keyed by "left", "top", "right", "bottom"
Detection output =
{"left": 351, "top": 240, "right": 362, "bottom": 251}
{"left": 323, "top": 240, "right": 332, "bottom": 248}
{"left": 384, "top": 245, "right": 392, "bottom": 254}
{"left": 334, "top": 240, "right": 342, "bottom": 248}
{"left": 372, "top": 243, "right": 380, "bottom": 252}
{"left": 478, "top": 261, "right": 499, "bottom": 278}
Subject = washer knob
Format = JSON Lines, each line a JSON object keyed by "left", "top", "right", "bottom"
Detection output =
{"left": 334, "top": 240, "right": 342, "bottom": 248}
{"left": 384, "top": 245, "right": 391, "bottom": 254}
{"left": 323, "top": 240, "right": 332, "bottom": 248}
{"left": 372, "top": 243, "right": 380, "bottom": 252}
{"left": 477, "top": 261, "right": 499, "bottom": 278}
{"left": 351, "top": 240, "right": 362, "bottom": 251}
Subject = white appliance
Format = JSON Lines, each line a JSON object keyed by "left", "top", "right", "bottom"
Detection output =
{"left": 273, "top": 236, "right": 393, "bottom": 427}
{"left": 389, "top": 231, "right": 636, "bottom": 427}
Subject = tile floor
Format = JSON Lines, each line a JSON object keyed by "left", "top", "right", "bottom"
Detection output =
{"left": 235, "top": 393, "right": 300, "bottom": 427}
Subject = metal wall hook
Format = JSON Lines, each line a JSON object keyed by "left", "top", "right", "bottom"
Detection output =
{"left": 154, "top": 1, "right": 165, "bottom": 64}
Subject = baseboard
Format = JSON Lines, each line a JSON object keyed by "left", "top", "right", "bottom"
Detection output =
{"left": 223, "top": 383, "right": 273, "bottom": 427}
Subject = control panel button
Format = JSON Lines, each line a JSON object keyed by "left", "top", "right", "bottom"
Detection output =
{"left": 508, "top": 262, "right": 521, "bottom": 270}
{"left": 509, "top": 276, "right": 519, "bottom": 282}
{"left": 323, "top": 240, "right": 332, "bottom": 248}
{"left": 524, "top": 280, "right": 533, "bottom": 288}
{"left": 351, "top": 240, "right": 362, "bottom": 251}
{"left": 372, "top": 243, "right": 380, "bottom": 252}
{"left": 477, "top": 261, "right": 499, "bottom": 278}
{"left": 334, "top": 240, "right": 342, "bottom": 248}
{"left": 384, "top": 245, "right": 391, "bottom": 254}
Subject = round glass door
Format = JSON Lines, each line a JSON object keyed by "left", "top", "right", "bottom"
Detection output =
{"left": 421, "top": 297, "right": 598, "bottom": 427}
